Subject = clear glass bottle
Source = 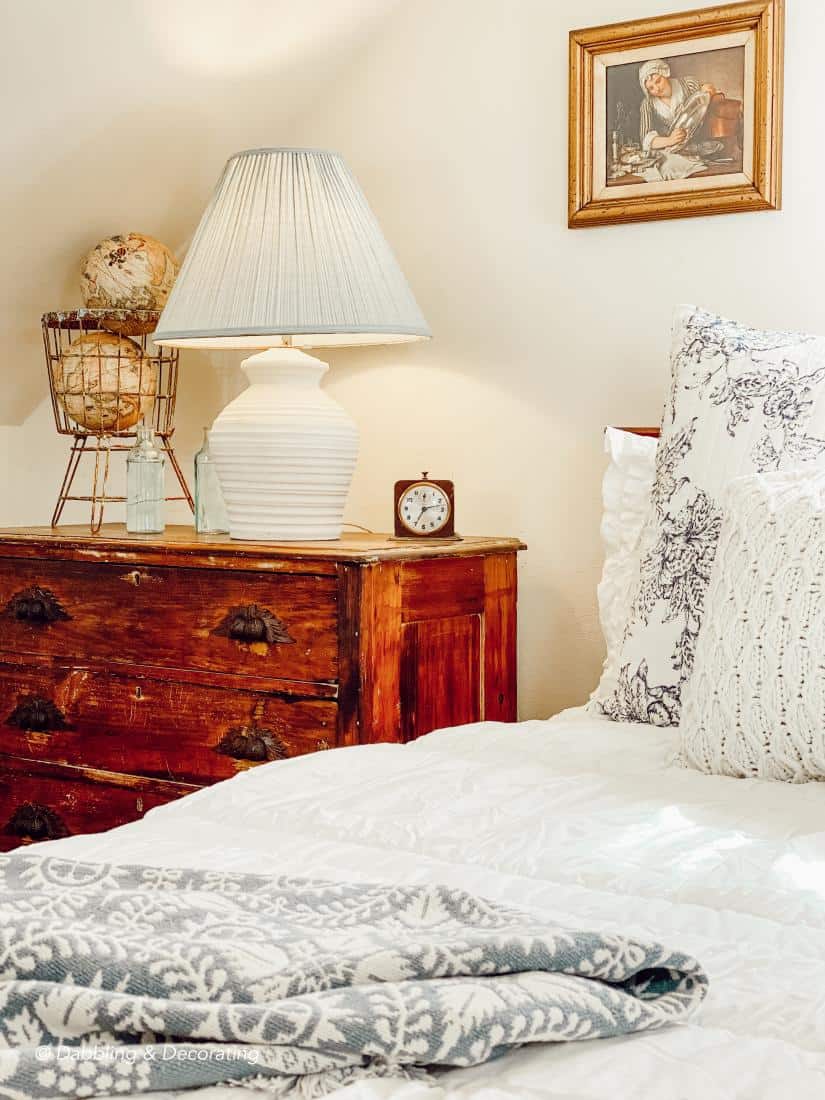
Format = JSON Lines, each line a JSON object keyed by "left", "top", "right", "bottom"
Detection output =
{"left": 126, "top": 425, "right": 165, "bottom": 533}
{"left": 194, "top": 427, "right": 229, "bottom": 534}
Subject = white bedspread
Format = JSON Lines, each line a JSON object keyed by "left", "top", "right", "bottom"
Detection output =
{"left": 37, "top": 708, "right": 825, "bottom": 1099}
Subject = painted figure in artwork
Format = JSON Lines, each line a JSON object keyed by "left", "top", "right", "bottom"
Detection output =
{"left": 604, "top": 45, "right": 746, "bottom": 186}
{"left": 638, "top": 59, "right": 716, "bottom": 152}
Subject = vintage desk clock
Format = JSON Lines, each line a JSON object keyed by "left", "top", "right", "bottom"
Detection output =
{"left": 394, "top": 474, "right": 457, "bottom": 539}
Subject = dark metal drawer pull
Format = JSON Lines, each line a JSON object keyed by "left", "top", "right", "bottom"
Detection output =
{"left": 4, "top": 802, "right": 70, "bottom": 841}
{"left": 213, "top": 604, "right": 294, "bottom": 646}
{"left": 4, "top": 586, "right": 71, "bottom": 624}
{"left": 7, "top": 695, "right": 68, "bottom": 732}
{"left": 215, "top": 725, "right": 288, "bottom": 762}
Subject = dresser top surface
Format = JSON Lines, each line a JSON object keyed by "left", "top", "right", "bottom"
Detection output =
{"left": 0, "top": 525, "right": 525, "bottom": 567}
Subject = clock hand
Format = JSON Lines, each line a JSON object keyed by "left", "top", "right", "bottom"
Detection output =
{"left": 417, "top": 504, "right": 438, "bottom": 526}
{"left": 420, "top": 505, "right": 446, "bottom": 529}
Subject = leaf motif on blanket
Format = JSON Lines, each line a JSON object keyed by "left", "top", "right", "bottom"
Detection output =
{"left": 3, "top": 1008, "right": 43, "bottom": 1049}
{"left": 0, "top": 855, "right": 708, "bottom": 1097}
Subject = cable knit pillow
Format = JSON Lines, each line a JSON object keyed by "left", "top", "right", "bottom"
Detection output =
{"left": 678, "top": 468, "right": 825, "bottom": 781}
{"left": 595, "top": 304, "right": 825, "bottom": 727}
{"left": 590, "top": 428, "right": 656, "bottom": 703}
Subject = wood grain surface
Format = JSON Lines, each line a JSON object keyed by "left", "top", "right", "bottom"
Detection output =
{"left": 0, "top": 660, "right": 337, "bottom": 785}
{"left": 0, "top": 755, "right": 194, "bottom": 851}
{"left": 0, "top": 525, "right": 525, "bottom": 569}
{"left": 0, "top": 527, "right": 525, "bottom": 848}
{"left": 0, "top": 557, "right": 339, "bottom": 684}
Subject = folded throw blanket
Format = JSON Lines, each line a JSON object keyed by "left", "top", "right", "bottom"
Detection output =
{"left": 0, "top": 855, "right": 708, "bottom": 1098}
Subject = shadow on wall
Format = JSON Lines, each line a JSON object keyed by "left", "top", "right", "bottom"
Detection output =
{"left": 2, "top": 104, "right": 217, "bottom": 427}
{"left": 143, "top": 0, "right": 403, "bottom": 78}
{"left": 2, "top": 0, "right": 408, "bottom": 428}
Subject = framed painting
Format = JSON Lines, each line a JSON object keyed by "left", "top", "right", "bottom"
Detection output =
{"left": 568, "top": 0, "right": 784, "bottom": 228}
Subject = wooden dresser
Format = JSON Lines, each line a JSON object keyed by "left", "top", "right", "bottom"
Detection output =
{"left": 0, "top": 526, "right": 524, "bottom": 850}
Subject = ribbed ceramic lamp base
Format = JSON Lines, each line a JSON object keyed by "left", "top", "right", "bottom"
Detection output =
{"left": 209, "top": 348, "right": 358, "bottom": 541}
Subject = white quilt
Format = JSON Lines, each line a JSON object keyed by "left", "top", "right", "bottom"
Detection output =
{"left": 37, "top": 708, "right": 825, "bottom": 1100}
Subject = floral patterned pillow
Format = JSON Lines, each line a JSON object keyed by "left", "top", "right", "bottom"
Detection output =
{"left": 592, "top": 304, "right": 825, "bottom": 727}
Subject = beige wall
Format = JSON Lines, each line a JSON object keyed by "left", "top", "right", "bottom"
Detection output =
{"left": 2, "top": 0, "right": 822, "bottom": 718}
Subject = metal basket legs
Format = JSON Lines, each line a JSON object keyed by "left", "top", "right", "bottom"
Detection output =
{"left": 51, "top": 433, "right": 193, "bottom": 534}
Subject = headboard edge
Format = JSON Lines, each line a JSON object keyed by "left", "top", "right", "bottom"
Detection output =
{"left": 613, "top": 426, "right": 660, "bottom": 438}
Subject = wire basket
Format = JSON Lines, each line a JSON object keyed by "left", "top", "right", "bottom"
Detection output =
{"left": 42, "top": 309, "right": 193, "bottom": 532}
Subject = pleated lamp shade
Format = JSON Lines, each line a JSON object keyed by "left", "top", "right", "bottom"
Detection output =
{"left": 154, "top": 147, "right": 430, "bottom": 349}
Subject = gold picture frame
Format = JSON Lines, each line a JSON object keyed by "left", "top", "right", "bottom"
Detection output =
{"left": 568, "top": 0, "right": 784, "bottom": 228}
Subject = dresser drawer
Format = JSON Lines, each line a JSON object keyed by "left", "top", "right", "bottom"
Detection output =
{"left": 0, "top": 558, "right": 338, "bottom": 684}
{"left": 0, "top": 755, "right": 192, "bottom": 852}
{"left": 0, "top": 661, "right": 337, "bottom": 786}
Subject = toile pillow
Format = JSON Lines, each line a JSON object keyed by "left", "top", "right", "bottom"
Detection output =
{"left": 595, "top": 304, "right": 825, "bottom": 727}
{"left": 678, "top": 468, "right": 825, "bottom": 781}
{"left": 589, "top": 428, "right": 657, "bottom": 704}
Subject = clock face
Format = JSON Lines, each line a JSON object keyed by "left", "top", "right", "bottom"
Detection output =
{"left": 397, "top": 482, "right": 452, "bottom": 534}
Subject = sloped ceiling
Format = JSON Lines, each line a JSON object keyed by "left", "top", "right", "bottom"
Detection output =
{"left": 0, "top": 0, "right": 402, "bottom": 424}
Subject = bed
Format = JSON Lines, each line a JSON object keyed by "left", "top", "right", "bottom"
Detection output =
{"left": 11, "top": 314, "right": 825, "bottom": 1098}
{"left": 33, "top": 704, "right": 825, "bottom": 1099}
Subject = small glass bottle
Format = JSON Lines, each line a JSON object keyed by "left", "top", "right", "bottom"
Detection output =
{"left": 126, "top": 425, "right": 165, "bottom": 533}
{"left": 194, "top": 427, "right": 229, "bottom": 534}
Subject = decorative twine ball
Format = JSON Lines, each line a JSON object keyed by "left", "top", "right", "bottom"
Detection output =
{"left": 53, "top": 331, "right": 158, "bottom": 432}
{"left": 80, "top": 233, "right": 179, "bottom": 335}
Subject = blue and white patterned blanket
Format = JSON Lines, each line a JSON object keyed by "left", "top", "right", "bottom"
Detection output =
{"left": 0, "top": 855, "right": 707, "bottom": 1097}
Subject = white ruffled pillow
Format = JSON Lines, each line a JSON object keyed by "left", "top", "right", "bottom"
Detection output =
{"left": 589, "top": 428, "right": 656, "bottom": 705}
{"left": 679, "top": 467, "right": 825, "bottom": 782}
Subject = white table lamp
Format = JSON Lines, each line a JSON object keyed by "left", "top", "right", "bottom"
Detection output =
{"left": 154, "top": 147, "right": 430, "bottom": 541}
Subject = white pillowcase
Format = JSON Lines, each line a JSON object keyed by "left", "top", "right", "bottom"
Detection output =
{"left": 679, "top": 468, "right": 825, "bottom": 782}
{"left": 595, "top": 304, "right": 825, "bottom": 727}
{"left": 589, "top": 428, "right": 657, "bottom": 705}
